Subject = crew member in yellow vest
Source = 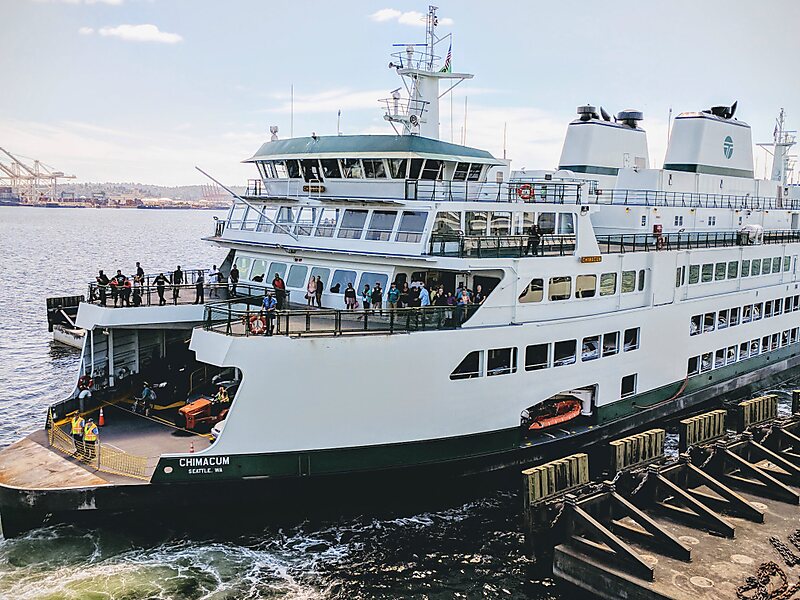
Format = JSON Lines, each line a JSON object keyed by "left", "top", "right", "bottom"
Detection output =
{"left": 70, "top": 412, "right": 85, "bottom": 455}
{"left": 214, "top": 386, "right": 229, "bottom": 405}
{"left": 83, "top": 418, "right": 99, "bottom": 459}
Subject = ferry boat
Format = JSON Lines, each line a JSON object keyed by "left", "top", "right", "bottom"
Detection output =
{"left": 2, "top": 7, "right": 800, "bottom": 535}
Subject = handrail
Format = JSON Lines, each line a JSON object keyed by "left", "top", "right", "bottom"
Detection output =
{"left": 203, "top": 304, "right": 478, "bottom": 337}
{"left": 87, "top": 281, "right": 282, "bottom": 308}
{"left": 427, "top": 233, "right": 576, "bottom": 258}
{"left": 596, "top": 230, "right": 800, "bottom": 253}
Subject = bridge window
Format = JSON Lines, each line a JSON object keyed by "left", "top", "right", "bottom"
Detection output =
{"left": 320, "top": 159, "right": 342, "bottom": 179}
{"left": 603, "top": 332, "right": 619, "bottom": 357}
{"left": 467, "top": 164, "right": 483, "bottom": 181}
{"left": 294, "top": 207, "right": 319, "bottom": 236}
{"left": 741, "top": 260, "right": 750, "bottom": 277}
{"left": 395, "top": 211, "right": 428, "bottom": 243}
{"left": 301, "top": 159, "right": 322, "bottom": 182}
{"left": 525, "top": 344, "right": 549, "bottom": 370}
{"left": 314, "top": 208, "right": 340, "bottom": 237}
{"left": 387, "top": 159, "right": 407, "bottom": 179}
{"left": 558, "top": 214, "right": 575, "bottom": 235}
{"left": 518, "top": 278, "right": 544, "bottom": 303}
{"left": 286, "top": 265, "right": 308, "bottom": 289}
{"left": 286, "top": 160, "right": 301, "bottom": 179}
{"left": 487, "top": 347, "right": 517, "bottom": 376}
{"left": 549, "top": 276, "right": 572, "bottom": 301}
{"left": 538, "top": 213, "right": 556, "bottom": 234}
{"left": 338, "top": 209, "right": 368, "bottom": 239}
{"left": 341, "top": 159, "right": 364, "bottom": 179}
{"left": 621, "top": 270, "right": 636, "bottom": 293}
{"left": 363, "top": 159, "right": 387, "bottom": 179}
{"left": 688, "top": 265, "right": 700, "bottom": 284}
{"left": 453, "top": 162, "right": 469, "bottom": 181}
{"left": 623, "top": 328, "right": 640, "bottom": 351}
{"left": 329, "top": 269, "right": 356, "bottom": 294}
{"left": 409, "top": 158, "right": 424, "bottom": 179}
{"left": 433, "top": 211, "right": 461, "bottom": 234}
{"left": 272, "top": 160, "right": 288, "bottom": 178}
{"left": 420, "top": 159, "right": 442, "bottom": 180}
{"left": 365, "top": 211, "right": 397, "bottom": 241}
{"left": 621, "top": 374, "right": 637, "bottom": 398}
{"left": 450, "top": 351, "right": 483, "bottom": 380}
{"left": 490, "top": 212, "right": 512, "bottom": 235}
{"left": 600, "top": 273, "right": 617, "bottom": 296}
{"left": 751, "top": 259, "right": 761, "bottom": 276}
{"left": 576, "top": 275, "right": 597, "bottom": 298}
{"left": 553, "top": 340, "right": 576, "bottom": 366}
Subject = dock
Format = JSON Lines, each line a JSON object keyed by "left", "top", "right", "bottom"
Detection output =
{"left": 522, "top": 392, "right": 800, "bottom": 599}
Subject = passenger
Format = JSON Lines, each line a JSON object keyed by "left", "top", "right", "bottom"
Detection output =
{"left": 399, "top": 282, "right": 411, "bottom": 308}
{"left": 387, "top": 282, "right": 401, "bottom": 311}
{"left": 95, "top": 270, "right": 109, "bottom": 306}
{"left": 83, "top": 418, "right": 99, "bottom": 459}
{"left": 315, "top": 275, "right": 324, "bottom": 308}
{"left": 272, "top": 273, "right": 287, "bottom": 309}
{"left": 133, "top": 272, "right": 144, "bottom": 295}
{"left": 110, "top": 269, "right": 125, "bottom": 307}
{"left": 457, "top": 289, "right": 472, "bottom": 323}
{"left": 172, "top": 265, "right": 184, "bottom": 305}
{"left": 193, "top": 271, "right": 205, "bottom": 304}
{"left": 135, "top": 261, "right": 145, "bottom": 280}
{"left": 474, "top": 284, "right": 485, "bottom": 305}
{"left": 121, "top": 276, "right": 132, "bottom": 307}
{"left": 132, "top": 285, "right": 142, "bottom": 307}
{"left": 419, "top": 283, "right": 430, "bottom": 307}
{"left": 361, "top": 284, "right": 372, "bottom": 312}
{"left": 70, "top": 412, "right": 85, "bottom": 455}
{"left": 344, "top": 282, "right": 357, "bottom": 310}
{"left": 209, "top": 264, "right": 221, "bottom": 298}
{"left": 306, "top": 276, "right": 317, "bottom": 307}
{"left": 154, "top": 272, "right": 168, "bottom": 306}
{"left": 229, "top": 264, "right": 240, "bottom": 297}
{"left": 526, "top": 224, "right": 541, "bottom": 256}
{"left": 371, "top": 282, "right": 383, "bottom": 315}
{"left": 262, "top": 291, "right": 277, "bottom": 335}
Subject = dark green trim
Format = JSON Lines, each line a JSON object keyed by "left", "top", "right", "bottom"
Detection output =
{"left": 664, "top": 163, "right": 754, "bottom": 178}
{"left": 559, "top": 165, "right": 620, "bottom": 176}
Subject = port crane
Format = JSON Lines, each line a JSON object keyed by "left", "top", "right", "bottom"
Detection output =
{"left": 0, "top": 147, "right": 76, "bottom": 202}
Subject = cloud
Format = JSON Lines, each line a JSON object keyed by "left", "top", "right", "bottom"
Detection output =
{"left": 78, "top": 26, "right": 94, "bottom": 34}
{"left": 92, "top": 24, "right": 182, "bottom": 44}
{"left": 369, "top": 8, "right": 453, "bottom": 27}
{"left": 261, "top": 88, "right": 388, "bottom": 115}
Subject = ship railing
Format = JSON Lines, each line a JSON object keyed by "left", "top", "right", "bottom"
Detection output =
{"left": 596, "top": 230, "right": 800, "bottom": 253}
{"left": 427, "top": 233, "right": 576, "bottom": 258}
{"left": 587, "top": 189, "right": 800, "bottom": 210}
{"left": 203, "top": 303, "right": 475, "bottom": 337}
{"left": 46, "top": 409, "right": 149, "bottom": 481}
{"left": 86, "top": 279, "right": 277, "bottom": 308}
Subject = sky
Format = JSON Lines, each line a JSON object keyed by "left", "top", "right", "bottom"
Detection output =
{"left": 1, "top": 0, "right": 799, "bottom": 186}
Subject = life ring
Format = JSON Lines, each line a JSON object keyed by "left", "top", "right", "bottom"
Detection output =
{"left": 517, "top": 184, "right": 533, "bottom": 201}
{"left": 78, "top": 375, "right": 94, "bottom": 390}
{"left": 249, "top": 315, "right": 266, "bottom": 335}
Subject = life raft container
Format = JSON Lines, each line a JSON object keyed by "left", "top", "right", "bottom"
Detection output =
{"left": 528, "top": 398, "right": 582, "bottom": 431}
{"left": 517, "top": 183, "right": 533, "bottom": 201}
{"left": 249, "top": 315, "right": 266, "bottom": 335}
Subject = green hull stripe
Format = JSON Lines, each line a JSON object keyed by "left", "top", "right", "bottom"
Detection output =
{"left": 154, "top": 343, "right": 800, "bottom": 483}
{"left": 664, "top": 163, "right": 754, "bottom": 179}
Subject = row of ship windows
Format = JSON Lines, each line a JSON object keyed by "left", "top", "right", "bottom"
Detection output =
{"left": 434, "top": 211, "right": 576, "bottom": 236}
{"left": 232, "top": 255, "right": 388, "bottom": 295}
{"left": 687, "top": 328, "right": 800, "bottom": 375}
{"left": 689, "top": 295, "right": 800, "bottom": 335}
{"left": 518, "top": 270, "right": 646, "bottom": 303}
{"left": 682, "top": 256, "right": 791, "bottom": 286}
{"left": 255, "top": 158, "right": 485, "bottom": 182}
{"left": 229, "top": 204, "right": 428, "bottom": 243}
{"left": 449, "top": 328, "right": 640, "bottom": 380}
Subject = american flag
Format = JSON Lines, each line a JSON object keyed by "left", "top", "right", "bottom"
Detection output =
{"left": 440, "top": 43, "right": 452, "bottom": 73}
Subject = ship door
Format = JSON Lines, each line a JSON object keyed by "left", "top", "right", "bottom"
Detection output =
{"left": 792, "top": 213, "right": 799, "bottom": 230}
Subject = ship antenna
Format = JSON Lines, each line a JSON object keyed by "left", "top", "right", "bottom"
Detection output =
{"left": 195, "top": 166, "right": 298, "bottom": 240}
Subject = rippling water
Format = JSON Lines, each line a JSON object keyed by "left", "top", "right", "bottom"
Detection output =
{"left": 2, "top": 206, "right": 796, "bottom": 599}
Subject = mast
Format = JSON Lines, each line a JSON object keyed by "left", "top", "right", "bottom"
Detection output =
{"left": 381, "top": 5, "right": 472, "bottom": 140}
{"left": 757, "top": 108, "right": 796, "bottom": 186}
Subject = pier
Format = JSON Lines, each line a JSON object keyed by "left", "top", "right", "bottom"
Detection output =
{"left": 522, "top": 393, "right": 800, "bottom": 599}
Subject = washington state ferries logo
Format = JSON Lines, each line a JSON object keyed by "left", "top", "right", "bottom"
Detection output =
{"left": 723, "top": 136, "right": 734, "bottom": 159}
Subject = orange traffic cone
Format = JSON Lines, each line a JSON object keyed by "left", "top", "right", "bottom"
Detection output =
{"left": 98, "top": 407, "right": 105, "bottom": 427}
{"left": 189, "top": 441, "right": 195, "bottom": 453}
